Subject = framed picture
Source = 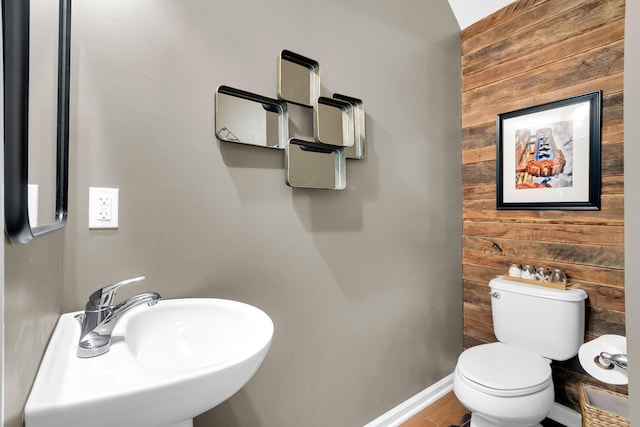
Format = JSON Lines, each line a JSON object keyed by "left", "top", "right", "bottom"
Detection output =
{"left": 496, "top": 91, "right": 602, "bottom": 210}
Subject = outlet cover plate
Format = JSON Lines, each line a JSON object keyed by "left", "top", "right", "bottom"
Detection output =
{"left": 89, "top": 187, "right": 119, "bottom": 229}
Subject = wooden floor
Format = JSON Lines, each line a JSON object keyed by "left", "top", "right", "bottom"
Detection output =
{"left": 399, "top": 390, "right": 567, "bottom": 427}
{"left": 400, "top": 391, "right": 470, "bottom": 427}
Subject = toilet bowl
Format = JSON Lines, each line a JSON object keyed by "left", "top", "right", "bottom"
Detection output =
{"left": 453, "top": 342, "right": 554, "bottom": 427}
{"left": 453, "top": 277, "right": 587, "bottom": 427}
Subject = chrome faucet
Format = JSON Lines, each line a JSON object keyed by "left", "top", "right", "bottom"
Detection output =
{"left": 74, "top": 275, "right": 161, "bottom": 358}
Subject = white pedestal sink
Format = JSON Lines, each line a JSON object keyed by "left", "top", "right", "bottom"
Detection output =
{"left": 25, "top": 299, "right": 274, "bottom": 427}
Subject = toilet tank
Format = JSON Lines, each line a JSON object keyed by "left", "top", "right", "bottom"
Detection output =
{"left": 489, "top": 277, "right": 588, "bottom": 361}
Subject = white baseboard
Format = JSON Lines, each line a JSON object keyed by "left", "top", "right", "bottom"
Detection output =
{"left": 548, "top": 402, "right": 582, "bottom": 427}
{"left": 363, "top": 374, "right": 454, "bottom": 427}
{"left": 363, "top": 373, "right": 582, "bottom": 427}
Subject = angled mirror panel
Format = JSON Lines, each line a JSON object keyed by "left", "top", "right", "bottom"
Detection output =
{"left": 285, "top": 139, "right": 346, "bottom": 190}
{"left": 315, "top": 97, "right": 354, "bottom": 148}
{"left": 215, "top": 85, "right": 288, "bottom": 149}
{"left": 278, "top": 50, "right": 320, "bottom": 107}
{"left": 3, "top": 0, "right": 71, "bottom": 244}
{"left": 333, "top": 94, "right": 365, "bottom": 159}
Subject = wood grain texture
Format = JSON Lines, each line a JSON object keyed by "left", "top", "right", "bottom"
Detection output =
{"left": 463, "top": 222, "right": 624, "bottom": 246}
{"left": 462, "top": 18, "right": 625, "bottom": 92}
{"left": 463, "top": 195, "right": 624, "bottom": 225}
{"left": 463, "top": 41, "right": 624, "bottom": 118}
{"left": 400, "top": 391, "right": 469, "bottom": 427}
{"left": 462, "top": 93, "right": 623, "bottom": 157}
{"left": 463, "top": 73, "right": 623, "bottom": 129}
{"left": 461, "top": 0, "right": 549, "bottom": 42}
{"left": 461, "top": 0, "right": 626, "bottom": 412}
{"left": 462, "top": 0, "right": 625, "bottom": 74}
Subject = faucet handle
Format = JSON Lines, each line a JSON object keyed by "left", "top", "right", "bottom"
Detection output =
{"left": 86, "top": 275, "right": 147, "bottom": 311}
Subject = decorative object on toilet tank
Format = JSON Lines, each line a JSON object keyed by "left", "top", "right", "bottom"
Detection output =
{"left": 508, "top": 263, "right": 521, "bottom": 277}
{"left": 550, "top": 268, "right": 567, "bottom": 285}
{"left": 214, "top": 49, "right": 365, "bottom": 190}
{"left": 496, "top": 91, "right": 602, "bottom": 210}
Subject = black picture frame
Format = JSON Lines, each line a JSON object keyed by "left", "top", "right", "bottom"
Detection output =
{"left": 496, "top": 91, "right": 602, "bottom": 210}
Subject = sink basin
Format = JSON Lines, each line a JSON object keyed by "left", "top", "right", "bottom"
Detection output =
{"left": 25, "top": 298, "right": 274, "bottom": 427}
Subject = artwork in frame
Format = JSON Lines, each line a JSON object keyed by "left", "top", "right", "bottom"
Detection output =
{"left": 496, "top": 91, "right": 602, "bottom": 210}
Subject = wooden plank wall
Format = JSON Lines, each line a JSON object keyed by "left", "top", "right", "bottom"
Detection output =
{"left": 461, "top": 0, "right": 626, "bottom": 410}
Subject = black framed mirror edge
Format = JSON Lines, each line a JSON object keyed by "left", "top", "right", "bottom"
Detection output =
{"left": 3, "top": 0, "right": 71, "bottom": 244}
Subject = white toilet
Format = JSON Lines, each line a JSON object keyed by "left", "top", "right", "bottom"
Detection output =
{"left": 453, "top": 276, "right": 588, "bottom": 427}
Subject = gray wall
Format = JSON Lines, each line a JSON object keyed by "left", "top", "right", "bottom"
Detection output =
{"left": 4, "top": 236, "right": 64, "bottom": 427}
{"left": 3, "top": 1, "right": 65, "bottom": 426}
{"left": 7, "top": 0, "right": 640, "bottom": 425}
{"left": 625, "top": 0, "right": 639, "bottom": 421}
{"left": 62, "top": 1, "right": 462, "bottom": 426}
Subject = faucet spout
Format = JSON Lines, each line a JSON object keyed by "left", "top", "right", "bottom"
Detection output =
{"left": 76, "top": 276, "right": 160, "bottom": 358}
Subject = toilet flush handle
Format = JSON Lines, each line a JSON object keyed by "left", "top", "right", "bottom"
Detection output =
{"left": 489, "top": 290, "right": 501, "bottom": 299}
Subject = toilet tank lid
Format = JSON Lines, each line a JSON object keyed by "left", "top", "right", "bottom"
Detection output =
{"left": 489, "top": 277, "right": 588, "bottom": 302}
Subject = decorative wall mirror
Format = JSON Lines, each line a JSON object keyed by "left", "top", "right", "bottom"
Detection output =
{"left": 277, "top": 50, "right": 320, "bottom": 107}
{"left": 315, "top": 96, "right": 354, "bottom": 148}
{"left": 3, "top": 0, "right": 71, "bottom": 244}
{"left": 333, "top": 94, "right": 365, "bottom": 160}
{"left": 215, "top": 85, "right": 289, "bottom": 149}
{"left": 285, "top": 139, "right": 346, "bottom": 190}
{"left": 216, "top": 50, "right": 364, "bottom": 190}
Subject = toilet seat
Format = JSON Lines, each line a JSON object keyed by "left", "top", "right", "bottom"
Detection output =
{"left": 456, "top": 342, "right": 552, "bottom": 398}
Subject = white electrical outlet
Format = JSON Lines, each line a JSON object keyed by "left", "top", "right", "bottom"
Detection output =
{"left": 89, "top": 187, "right": 119, "bottom": 229}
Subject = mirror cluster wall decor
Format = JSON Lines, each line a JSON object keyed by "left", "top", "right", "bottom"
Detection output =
{"left": 2, "top": 0, "right": 71, "bottom": 243}
{"left": 215, "top": 49, "right": 365, "bottom": 190}
{"left": 285, "top": 139, "right": 346, "bottom": 190}
{"left": 333, "top": 94, "right": 365, "bottom": 160}
{"left": 277, "top": 50, "right": 320, "bottom": 108}
{"left": 315, "top": 97, "right": 354, "bottom": 148}
{"left": 215, "top": 86, "right": 289, "bottom": 149}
